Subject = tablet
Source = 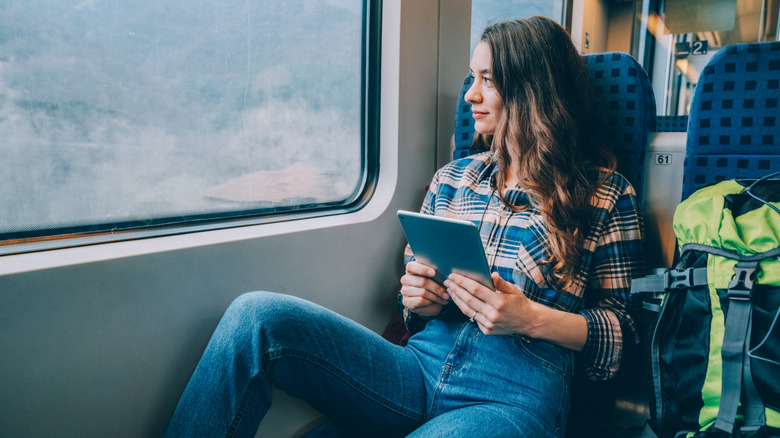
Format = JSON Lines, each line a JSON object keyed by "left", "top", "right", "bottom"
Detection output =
{"left": 397, "top": 210, "right": 495, "bottom": 290}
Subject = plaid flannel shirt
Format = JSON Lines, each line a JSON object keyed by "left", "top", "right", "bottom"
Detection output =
{"left": 402, "top": 152, "right": 645, "bottom": 380}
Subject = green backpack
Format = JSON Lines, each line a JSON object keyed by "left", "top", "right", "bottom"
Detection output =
{"left": 632, "top": 172, "right": 780, "bottom": 437}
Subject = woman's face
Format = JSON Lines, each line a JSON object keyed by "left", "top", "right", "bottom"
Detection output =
{"left": 464, "top": 42, "right": 504, "bottom": 136}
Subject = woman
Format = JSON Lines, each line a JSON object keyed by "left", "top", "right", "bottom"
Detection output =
{"left": 165, "top": 16, "right": 644, "bottom": 438}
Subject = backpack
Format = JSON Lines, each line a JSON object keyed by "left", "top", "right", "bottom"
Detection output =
{"left": 631, "top": 171, "right": 780, "bottom": 437}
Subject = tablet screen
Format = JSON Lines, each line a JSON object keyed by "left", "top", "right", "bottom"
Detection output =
{"left": 397, "top": 210, "right": 494, "bottom": 290}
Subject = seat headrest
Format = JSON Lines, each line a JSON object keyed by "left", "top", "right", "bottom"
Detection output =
{"left": 683, "top": 41, "right": 780, "bottom": 198}
{"left": 453, "top": 52, "right": 656, "bottom": 198}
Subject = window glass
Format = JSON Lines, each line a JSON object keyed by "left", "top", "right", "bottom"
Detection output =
{"left": 470, "top": 0, "right": 565, "bottom": 52}
{"left": 0, "top": 0, "right": 371, "bottom": 244}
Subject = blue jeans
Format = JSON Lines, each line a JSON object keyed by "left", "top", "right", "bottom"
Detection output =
{"left": 165, "top": 292, "right": 572, "bottom": 437}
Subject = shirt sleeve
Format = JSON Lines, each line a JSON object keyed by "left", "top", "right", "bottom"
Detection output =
{"left": 578, "top": 186, "right": 646, "bottom": 381}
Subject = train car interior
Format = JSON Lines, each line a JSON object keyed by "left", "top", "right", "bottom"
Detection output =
{"left": 1, "top": 0, "right": 778, "bottom": 436}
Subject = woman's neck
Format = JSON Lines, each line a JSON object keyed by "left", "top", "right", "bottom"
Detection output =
{"left": 504, "top": 168, "right": 519, "bottom": 189}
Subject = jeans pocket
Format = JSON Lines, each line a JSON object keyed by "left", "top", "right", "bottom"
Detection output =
{"left": 512, "top": 336, "right": 570, "bottom": 376}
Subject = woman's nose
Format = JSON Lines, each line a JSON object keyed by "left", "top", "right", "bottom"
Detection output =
{"left": 464, "top": 81, "right": 480, "bottom": 104}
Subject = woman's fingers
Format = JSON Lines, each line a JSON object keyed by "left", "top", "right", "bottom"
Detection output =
{"left": 401, "top": 261, "right": 449, "bottom": 302}
{"left": 400, "top": 280, "right": 448, "bottom": 305}
{"left": 400, "top": 265, "right": 447, "bottom": 316}
{"left": 404, "top": 261, "right": 435, "bottom": 277}
{"left": 444, "top": 274, "right": 484, "bottom": 317}
{"left": 400, "top": 294, "right": 442, "bottom": 313}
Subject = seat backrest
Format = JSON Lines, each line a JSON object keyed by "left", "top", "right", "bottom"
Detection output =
{"left": 682, "top": 41, "right": 780, "bottom": 199}
{"left": 584, "top": 52, "right": 656, "bottom": 198}
{"left": 452, "top": 52, "right": 656, "bottom": 199}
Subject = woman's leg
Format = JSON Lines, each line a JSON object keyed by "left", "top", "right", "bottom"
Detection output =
{"left": 406, "top": 320, "right": 572, "bottom": 438}
{"left": 406, "top": 404, "right": 549, "bottom": 438}
{"left": 164, "top": 292, "right": 426, "bottom": 438}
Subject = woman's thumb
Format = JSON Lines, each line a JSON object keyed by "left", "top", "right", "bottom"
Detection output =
{"left": 491, "top": 272, "right": 516, "bottom": 294}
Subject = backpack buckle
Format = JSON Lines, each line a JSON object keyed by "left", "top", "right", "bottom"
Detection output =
{"left": 665, "top": 268, "right": 695, "bottom": 290}
{"left": 727, "top": 261, "right": 758, "bottom": 300}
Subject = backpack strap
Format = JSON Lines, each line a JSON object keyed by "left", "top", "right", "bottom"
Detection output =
{"left": 630, "top": 267, "right": 708, "bottom": 294}
{"left": 630, "top": 267, "right": 708, "bottom": 314}
{"left": 714, "top": 259, "right": 765, "bottom": 435}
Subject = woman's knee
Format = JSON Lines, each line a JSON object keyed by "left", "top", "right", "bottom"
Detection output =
{"left": 223, "top": 291, "right": 293, "bottom": 326}
{"left": 225, "top": 291, "right": 269, "bottom": 312}
{"left": 222, "top": 291, "right": 321, "bottom": 336}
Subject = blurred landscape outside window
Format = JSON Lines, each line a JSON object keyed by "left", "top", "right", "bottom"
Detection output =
{"left": 0, "top": 0, "right": 368, "bottom": 243}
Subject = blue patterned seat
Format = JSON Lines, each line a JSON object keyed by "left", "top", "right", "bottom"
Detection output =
{"left": 682, "top": 41, "right": 780, "bottom": 199}
{"left": 453, "top": 52, "right": 656, "bottom": 200}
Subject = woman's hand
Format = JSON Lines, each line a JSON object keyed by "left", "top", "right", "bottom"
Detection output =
{"left": 400, "top": 261, "right": 450, "bottom": 318}
{"left": 445, "top": 272, "right": 588, "bottom": 351}
{"left": 445, "top": 272, "right": 538, "bottom": 336}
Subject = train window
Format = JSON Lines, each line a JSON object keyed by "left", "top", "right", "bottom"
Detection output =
{"left": 640, "top": 0, "right": 779, "bottom": 115}
{"left": 0, "top": 0, "right": 378, "bottom": 252}
{"left": 470, "top": 0, "right": 567, "bottom": 52}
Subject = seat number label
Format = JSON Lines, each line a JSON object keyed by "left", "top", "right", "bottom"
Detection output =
{"left": 654, "top": 154, "right": 673, "bottom": 165}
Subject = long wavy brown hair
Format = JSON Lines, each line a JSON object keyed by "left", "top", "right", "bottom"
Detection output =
{"left": 471, "top": 17, "right": 616, "bottom": 288}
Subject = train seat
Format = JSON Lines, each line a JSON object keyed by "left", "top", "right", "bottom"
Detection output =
{"left": 682, "top": 40, "right": 780, "bottom": 199}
